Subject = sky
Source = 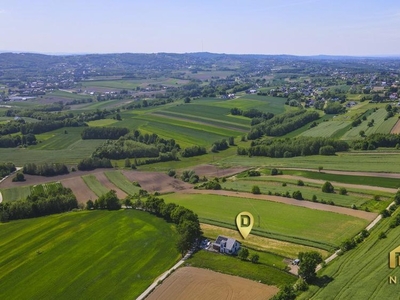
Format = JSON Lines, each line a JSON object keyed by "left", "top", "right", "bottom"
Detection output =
{"left": 0, "top": 0, "right": 399, "bottom": 56}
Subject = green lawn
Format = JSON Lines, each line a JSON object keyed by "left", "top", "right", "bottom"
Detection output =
{"left": 82, "top": 175, "right": 109, "bottom": 196}
{"left": 187, "top": 250, "right": 296, "bottom": 287}
{"left": 299, "top": 209, "right": 400, "bottom": 300}
{"left": 104, "top": 171, "right": 141, "bottom": 195}
{"left": 0, "top": 210, "right": 180, "bottom": 300}
{"left": 162, "top": 193, "right": 368, "bottom": 251}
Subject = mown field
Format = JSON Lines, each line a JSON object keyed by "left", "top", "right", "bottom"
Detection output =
{"left": 162, "top": 193, "right": 368, "bottom": 251}
{"left": 299, "top": 209, "right": 400, "bottom": 300}
{"left": 104, "top": 170, "right": 141, "bottom": 195}
{"left": 0, "top": 210, "right": 180, "bottom": 300}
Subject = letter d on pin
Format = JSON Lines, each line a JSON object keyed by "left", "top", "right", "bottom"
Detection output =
{"left": 236, "top": 211, "right": 254, "bottom": 239}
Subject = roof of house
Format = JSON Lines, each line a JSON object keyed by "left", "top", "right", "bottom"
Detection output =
{"left": 215, "top": 235, "right": 239, "bottom": 251}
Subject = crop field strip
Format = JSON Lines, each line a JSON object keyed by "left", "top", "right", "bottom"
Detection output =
{"left": 300, "top": 120, "right": 351, "bottom": 138}
{"left": 162, "top": 103, "right": 251, "bottom": 126}
{"left": 104, "top": 170, "right": 141, "bottom": 195}
{"left": 221, "top": 152, "right": 400, "bottom": 173}
{"left": 221, "top": 179, "right": 387, "bottom": 211}
{"left": 0, "top": 210, "right": 180, "bottom": 300}
{"left": 82, "top": 174, "right": 110, "bottom": 197}
{"left": 162, "top": 193, "right": 368, "bottom": 251}
{"left": 210, "top": 95, "right": 287, "bottom": 114}
{"left": 152, "top": 110, "right": 249, "bottom": 132}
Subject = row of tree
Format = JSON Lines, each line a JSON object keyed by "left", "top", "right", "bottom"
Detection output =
{"left": 0, "top": 133, "right": 37, "bottom": 148}
{"left": 77, "top": 157, "right": 113, "bottom": 171}
{"left": 230, "top": 107, "right": 274, "bottom": 120}
{"left": 81, "top": 127, "right": 130, "bottom": 140}
{"left": 23, "top": 163, "right": 69, "bottom": 176}
{"left": 0, "top": 186, "right": 77, "bottom": 222}
{"left": 238, "top": 137, "right": 349, "bottom": 158}
{"left": 0, "top": 162, "right": 16, "bottom": 178}
{"left": 353, "top": 133, "right": 400, "bottom": 150}
{"left": 180, "top": 145, "right": 207, "bottom": 157}
{"left": 248, "top": 110, "right": 320, "bottom": 139}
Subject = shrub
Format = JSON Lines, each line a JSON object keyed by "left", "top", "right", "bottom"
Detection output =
{"left": 292, "top": 190, "right": 303, "bottom": 200}
{"left": 247, "top": 170, "right": 261, "bottom": 177}
{"left": 167, "top": 169, "right": 176, "bottom": 177}
{"left": 312, "top": 195, "right": 317, "bottom": 202}
{"left": 238, "top": 248, "right": 249, "bottom": 260}
{"left": 282, "top": 182, "right": 287, "bottom": 187}
{"left": 270, "top": 168, "right": 279, "bottom": 176}
{"left": 250, "top": 254, "right": 259, "bottom": 263}
{"left": 378, "top": 232, "right": 387, "bottom": 239}
{"left": 12, "top": 172, "right": 25, "bottom": 182}
{"left": 339, "top": 187, "right": 347, "bottom": 195}
{"left": 351, "top": 204, "right": 357, "bottom": 210}
{"left": 297, "top": 180, "right": 304, "bottom": 186}
{"left": 322, "top": 181, "right": 334, "bottom": 193}
{"left": 251, "top": 185, "right": 261, "bottom": 194}
{"left": 381, "top": 209, "right": 391, "bottom": 218}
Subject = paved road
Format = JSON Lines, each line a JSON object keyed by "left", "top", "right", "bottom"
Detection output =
{"left": 136, "top": 249, "right": 194, "bottom": 300}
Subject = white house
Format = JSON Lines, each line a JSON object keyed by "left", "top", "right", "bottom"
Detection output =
{"left": 212, "top": 235, "right": 241, "bottom": 255}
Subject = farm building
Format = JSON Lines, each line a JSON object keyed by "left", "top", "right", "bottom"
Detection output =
{"left": 212, "top": 235, "right": 241, "bottom": 255}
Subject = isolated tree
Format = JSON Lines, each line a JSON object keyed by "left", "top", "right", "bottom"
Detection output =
{"left": 184, "top": 97, "right": 191, "bottom": 103}
{"left": 238, "top": 248, "right": 249, "bottom": 260}
{"left": 12, "top": 172, "right": 25, "bottom": 182}
{"left": 318, "top": 166, "right": 323, "bottom": 173}
{"left": 86, "top": 199, "right": 94, "bottom": 210}
{"left": 124, "top": 158, "right": 131, "bottom": 168}
{"left": 322, "top": 181, "right": 334, "bottom": 193}
{"left": 359, "top": 130, "right": 365, "bottom": 137}
{"left": 251, "top": 185, "right": 261, "bottom": 194}
{"left": 298, "top": 251, "right": 323, "bottom": 283}
{"left": 292, "top": 190, "right": 303, "bottom": 200}
{"left": 124, "top": 197, "right": 132, "bottom": 208}
{"left": 339, "top": 187, "right": 347, "bottom": 195}
{"left": 228, "top": 136, "right": 235, "bottom": 146}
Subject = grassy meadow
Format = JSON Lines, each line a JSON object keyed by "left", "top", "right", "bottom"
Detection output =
{"left": 162, "top": 193, "right": 368, "bottom": 251}
{"left": 1, "top": 182, "right": 63, "bottom": 202}
{"left": 82, "top": 175, "right": 109, "bottom": 196}
{"left": 104, "top": 170, "right": 141, "bottom": 195}
{"left": 0, "top": 210, "right": 180, "bottom": 300}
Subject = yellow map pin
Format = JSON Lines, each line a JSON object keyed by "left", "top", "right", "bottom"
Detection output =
{"left": 236, "top": 211, "right": 254, "bottom": 239}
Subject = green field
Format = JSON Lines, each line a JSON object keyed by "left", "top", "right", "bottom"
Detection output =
{"left": 1, "top": 182, "right": 64, "bottom": 202}
{"left": 31, "top": 127, "right": 84, "bottom": 150}
{"left": 220, "top": 179, "right": 387, "bottom": 211}
{"left": 104, "top": 171, "right": 141, "bottom": 195}
{"left": 188, "top": 250, "right": 296, "bottom": 287}
{"left": 300, "top": 120, "right": 351, "bottom": 137}
{"left": 211, "top": 95, "right": 287, "bottom": 114}
{"left": 0, "top": 186, "right": 31, "bottom": 202}
{"left": 283, "top": 169, "right": 400, "bottom": 189}
{"left": 81, "top": 80, "right": 140, "bottom": 89}
{"left": 82, "top": 175, "right": 109, "bottom": 196}
{"left": 0, "top": 210, "right": 180, "bottom": 299}
{"left": 341, "top": 108, "right": 398, "bottom": 140}
{"left": 221, "top": 152, "right": 400, "bottom": 173}
{"left": 162, "top": 193, "right": 368, "bottom": 251}
{"left": 299, "top": 209, "right": 400, "bottom": 300}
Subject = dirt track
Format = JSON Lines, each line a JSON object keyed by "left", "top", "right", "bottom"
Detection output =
{"left": 147, "top": 267, "right": 278, "bottom": 300}
{"left": 182, "top": 189, "right": 377, "bottom": 221}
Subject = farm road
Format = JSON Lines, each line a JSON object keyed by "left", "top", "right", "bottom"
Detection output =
{"left": 182, "top": 189, "right": 377, "bottom": 221}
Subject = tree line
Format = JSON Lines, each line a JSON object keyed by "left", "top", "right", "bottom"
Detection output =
{"left": 0, "top": 133, "right": 37, "bottom": 148}
{"left": 353, "top": 133, "right": 400, "bottom": 150}
{"left": 247, "top": 110, "right": 320, "bottom": 139}
{"left": 181, "top": 145, "right": 207, "bottom": 157}
{"left": 23, "top": 163, "right": 69, "bottom": 176}
{"left": 77, "top": 157, "right": 113, "bottom": 171}
{"left": 0, "top": 185, "right": 77, "bottom": 222}
{"left": 81, "top": 127, "right": 130, "bottom": 140}
{"left": 238, "top": 137, "right": 349, "bottom": 158}
{"left": 0, "top": 163, "right": 16, "bottom": 178}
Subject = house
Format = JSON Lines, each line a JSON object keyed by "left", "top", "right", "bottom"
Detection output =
{"left": 212, "top": 235, "right": 241, "bottom": 255}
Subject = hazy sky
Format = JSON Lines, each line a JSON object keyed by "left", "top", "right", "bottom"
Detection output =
{"left": 1, "top": 0, "right": 399, "bottom": 56}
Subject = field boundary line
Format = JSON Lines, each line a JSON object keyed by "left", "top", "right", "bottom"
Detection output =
{"left": 136, "top": 249, "right": 194, "bottom": 300}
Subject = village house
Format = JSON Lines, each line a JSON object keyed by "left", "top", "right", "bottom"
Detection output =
{"left": 212, "top": 235, "right": 241, "bottom": 255}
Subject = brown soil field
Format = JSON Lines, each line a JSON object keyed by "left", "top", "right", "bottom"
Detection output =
{"left": 121, "top": 170, "right": 192, "bottom": 193}
{"left": 191, "top": 164, "right": 249, "bottom": 178}
{"left": 93, "top": 172, "right": 127, "bottom": 199}
{"left": 391, "top": 119, "right": 400, "bottom": 134}
{"left": 147, "top": 267, "right": 278, "bottom": 300}
{"left": 61, "top": 177, "right": 97, "bottom": 203}
{"left": 183, "top": 189, "right": 377, "bottom": 221}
